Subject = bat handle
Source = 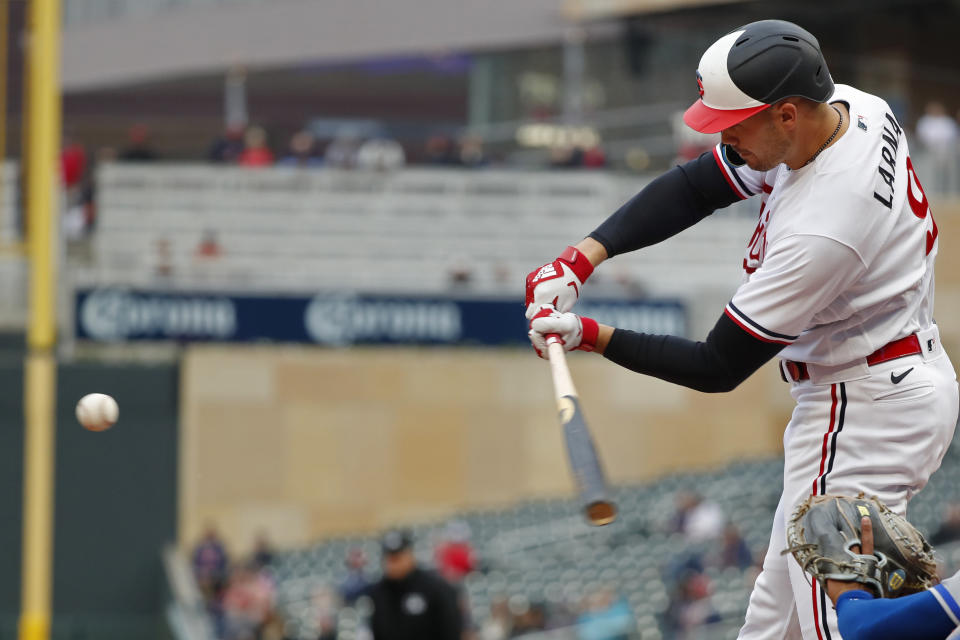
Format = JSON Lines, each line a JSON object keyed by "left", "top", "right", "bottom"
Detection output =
{"left": 545, "top": 333, "right": 562, "bottom": 345}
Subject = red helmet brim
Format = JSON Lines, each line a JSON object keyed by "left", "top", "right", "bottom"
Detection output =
{"left": 683, "top": 99, "right": 772, "bottom": 134}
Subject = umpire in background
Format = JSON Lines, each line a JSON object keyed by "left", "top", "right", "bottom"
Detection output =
{"left": 366, "top": 529, "right": 463, "bottom": 640}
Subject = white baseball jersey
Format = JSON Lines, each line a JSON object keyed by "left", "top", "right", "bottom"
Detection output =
{"left": 710, "top": 85, "right": 960, "bottom": 640}
{"left": 717, "top": 84, "right": 939, "bottom": 366}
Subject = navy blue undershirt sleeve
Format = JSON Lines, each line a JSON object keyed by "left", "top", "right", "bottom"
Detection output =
{"left": 602, "top": 311, "right": 784, "bottom": 393}
{"left": 589, "top": 149, "right": 743, "bottom": 258}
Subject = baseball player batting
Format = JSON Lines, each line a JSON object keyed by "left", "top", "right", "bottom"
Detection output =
{"left": 525, "top": 19, "right": 959, "bottom": 639}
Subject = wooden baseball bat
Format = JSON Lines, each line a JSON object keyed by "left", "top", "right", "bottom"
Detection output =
{"left": 546, "top": 336, "right": 618, "bottom": 526}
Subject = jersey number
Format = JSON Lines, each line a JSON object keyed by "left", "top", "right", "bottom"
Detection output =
{"left": 906, "top": 156, "right": 939, "bottom": 256}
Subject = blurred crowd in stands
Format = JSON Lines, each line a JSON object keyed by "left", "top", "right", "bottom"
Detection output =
{"left": 193, "top": 527, "right": 283, "bottom": 640}
{"left": 188, "top": 495, "right": 752, "bottom": 640}
{"left": 59, "top": 119, "right": 610, "bottom": 239}
{"left": 189, "top": 489, "right": 960, "bottom": 640}
{"left": 191, "top": 521, "right": 482, "bottom": 640}
{"left": 58, "top": 98, "right": 960, "bottom": 242}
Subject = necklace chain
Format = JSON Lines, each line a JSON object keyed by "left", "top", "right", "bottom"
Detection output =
{"left": 802, "top": 106, "right": 843, "bottom": 167}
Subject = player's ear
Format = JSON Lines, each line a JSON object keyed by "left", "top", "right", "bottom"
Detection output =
{"left": 774, "top": 100, "right": 800, "bottom": 130}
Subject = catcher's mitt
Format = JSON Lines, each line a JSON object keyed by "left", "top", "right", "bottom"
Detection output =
{"left": 783, "top": 493, "right": 938, "bottom": 597}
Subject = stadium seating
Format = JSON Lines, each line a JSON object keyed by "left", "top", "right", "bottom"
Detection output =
{"left": 80, "top": 164, "right": 759, "bottom": 299}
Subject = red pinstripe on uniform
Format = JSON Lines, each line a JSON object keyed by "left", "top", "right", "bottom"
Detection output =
{"left": 812, "top": 582, "right": 826, "bottom": 640}
{"left": 813, "top": 384, "right": 839, "bottom": 495}
{"left": 809, "top": 383, "right": 842, "bottom": 640}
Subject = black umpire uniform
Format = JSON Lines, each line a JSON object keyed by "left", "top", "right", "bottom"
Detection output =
{"left": 367, "top": 530, "right": 463, "bottom": 640}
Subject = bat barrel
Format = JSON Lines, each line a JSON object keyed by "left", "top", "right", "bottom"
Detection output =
{"left": 560, "top": 393, "right": 618, "bottom": 526}
{"left": 545, "top": 337, "right": 619, "bottom": 526}
{"left": 586, "top": 501, "right": 618, "bottom": 526}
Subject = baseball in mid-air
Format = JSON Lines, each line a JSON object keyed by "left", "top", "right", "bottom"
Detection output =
{"left": 75, "top": 393, "right": 119, "bottom": 431}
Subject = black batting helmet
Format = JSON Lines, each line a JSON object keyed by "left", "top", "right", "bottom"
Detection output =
{"left": 684, "top": 20, "right": 834, "bottom": 133}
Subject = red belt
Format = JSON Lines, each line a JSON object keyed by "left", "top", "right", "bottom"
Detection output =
{"left": 782, "top": 334, "right": 922, "bottom": 382}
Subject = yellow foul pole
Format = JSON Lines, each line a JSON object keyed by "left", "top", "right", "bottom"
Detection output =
{"left": 20, "top": 0, "right": 61, "bottom": 639}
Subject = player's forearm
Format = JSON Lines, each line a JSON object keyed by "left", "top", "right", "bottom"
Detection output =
{"left": 589, "top": 151, "right": 741, "bottom": 258}
{"left": 597, "top": 312, "right": 783, "bottom": 393}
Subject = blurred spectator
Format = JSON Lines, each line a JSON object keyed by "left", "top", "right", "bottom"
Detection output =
{"left": 718, "top": 524, "right": 753, "bottom": 570}
{"left": 549, "top": 145, "right": 584, "bottom": 168}
{"left": 915, "top": 101, "right": 959, "bottom": 193}
{"left": 671, "top": 491, "right": 725, "bottom": 543}
{"left": 366, "top": 529, "right": 462, "bottom": 640}
{"left": 424, "top": 134, "right": 460, "bottom": 165}
{"left": 507, "top": 596, "right": 546, "bottom": 636}
{"left": 356, "top": 136, "right": 406, "bottom": 171}
{"left": 238, "top": 126, "right": 275, "bottom": 167}
{"left": 222, "top": 563, "right": 276, "bottom": 640}
{"left": 581, "top": 145, "right": 607, "bottom": 169}
{"left": 63, "top": 140, "right": 94, "bottom": 240}
{"left": 278, "top": 130, "right": 323, "bottom": 168}
{"left": 75, "top": 146, "right": 118, "bottom": 236}
{"left": 448, "top": 262, "right": 474, "bottom": 289}
{"left": 258, "top": 610, "right": 292, "bottom": 640}
{"left": 251, "top": 531, "right": 274, "bottom": 570}
{"left": 193, "top": 525, "right": 230, "bottom": 595}
{"left": 311, "top": 584, "right": 341, "bottom": 640}
{"left": 63, "top": 200, "right": 87, "bottom": 240}
{"left": 665, "top": 570, "right": 721, "bottom": 638}
{"left": 664, "top": 551, "right": 706, "bottom": 589}
{"left": 209, "top": 123, "right": 247, "bottom": 163}
{"left": 931, "top": 503, "right": 960, "bottom": 545}
{"left": 119, "top": 124, "right": 160, "bottom": 162}
{"left": 195, "top": 230, "right": 223, "bottom": 260}
{"left": 339, "top": 547, "right": 371, "bottom": 605}
{"left": 193, "top": 525, "right": 230, "bottom": 637}
{"left": 576, "top": 588, "right": 634, "bottom": 640}
{"left": 479, "top": 597, "right": 512, "bottom": 640}
{"left": 917, "top": 101, "right": 959, "bottom": 153}
{"left": 458, "top": 134, "right": 489, "bottom": 167}
{"left": 61, "top": 137, "right": 87, "bottom": 191}
{"left": 154, "top": 237, "right": 174, "bottom": 281}
{"left": 434, "top": 520, "right": 477, "bottom": 583}
{"left": 324, "top": 129, "right": 362, "bottom": 169}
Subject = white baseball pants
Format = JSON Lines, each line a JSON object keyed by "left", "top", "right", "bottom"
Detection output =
{"left": 738, "top": 326, "right": 959, "bottom": 640}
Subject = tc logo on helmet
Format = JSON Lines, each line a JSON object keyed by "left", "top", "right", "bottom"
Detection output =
{"left": 696, "top": 71, "right": 704, "bottom": 98}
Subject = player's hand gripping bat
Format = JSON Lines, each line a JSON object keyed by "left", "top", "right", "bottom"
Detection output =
{"left": 545, "top": 334, "right": 618, "bottom": 526}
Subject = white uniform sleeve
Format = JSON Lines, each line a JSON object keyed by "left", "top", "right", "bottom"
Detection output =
{"left": 725, "top": 234, "right": 867, "bottom": 345}
{"left": 712, "top": 143, "right": 768, "bottom": 199}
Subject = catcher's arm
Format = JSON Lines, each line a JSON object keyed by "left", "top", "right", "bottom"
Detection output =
{"left": 826, "top": 515, "right": 874, "bottom": 604}
{"left": 833, "top": 570, "right": 960, "bottom": 640}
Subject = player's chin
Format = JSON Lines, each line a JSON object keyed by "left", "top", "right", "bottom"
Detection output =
{"left": 743, "top": 154, "right": 774, "bottom": 171}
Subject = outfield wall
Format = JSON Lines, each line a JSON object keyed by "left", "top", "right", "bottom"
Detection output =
{"left": 0, "top": 362, "right": 178, "bottom": 640}
{"left": 179, "top": 347, "right": 795, "bottom": 552}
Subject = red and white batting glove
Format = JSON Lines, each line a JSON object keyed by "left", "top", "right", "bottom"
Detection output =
{"left": 524, "top": 246, "right": 595, "bottom": 320}
{"left": 528, "top": 305, "right": 599, "bottom": 359}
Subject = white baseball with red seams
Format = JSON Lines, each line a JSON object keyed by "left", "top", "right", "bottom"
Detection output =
{"left": 718, "top": 84, "right": 959, "bottom": 639}
{"left": 76, "top": 393, "right": 119, "bottom": 432}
